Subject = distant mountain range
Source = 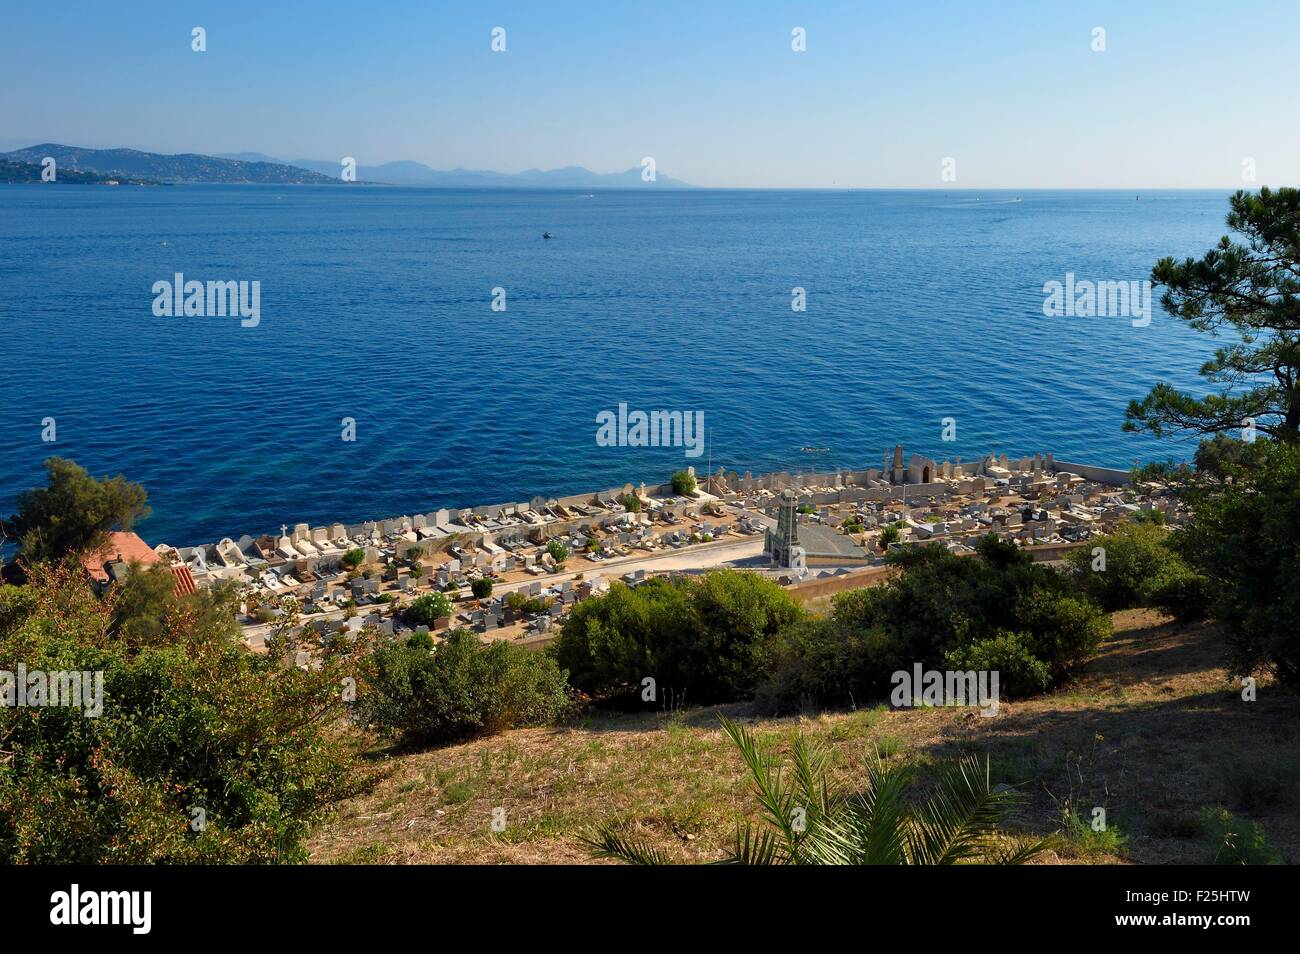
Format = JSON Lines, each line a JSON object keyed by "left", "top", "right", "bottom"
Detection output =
{"left": 217, "top": 152, "right": 692, "bottom": 188}
{"left": 1, "top": 145, "right": 339, "bottom": 185}
{"left": 0, "top": 143, "right": 692, "bottom": 188}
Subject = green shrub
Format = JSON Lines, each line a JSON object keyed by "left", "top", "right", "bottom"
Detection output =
{"left": 0, "top": 565, "right": 364, "bottom": 863}
{"left": 341, "top": 548, "right": 366, "bottom": 570}
{"left": 552, "top": 569, "right": 801, "bottom": 704}
{"left": 1058, "top": 804, "right": 1127, "bottom": 860}
{"left": 758, "top": 536, "right": 1109, "bottom": 713}
{"left": 670, "top": 470, "right": 696, "bottom": 496}
{"left": 1173, "top": 440, "right": 1300, "bottom": 683}
{"left": 1014, "top": 589, "right": 1112, "bottom": 674}
{"left": 944, "top": 631, "right": 1052, "bottom": 696}
{"left": 545, "top": 540, "right": 569, "bottom": 566}
{"left": 1065, "top": 521, "right": 1192, "bottom": 611}
{"left": 470, "top": 577, "right": 494, "bottom": 600}
{"left": 405, "top": 592, "right": 452, "bottom": 627}
{"left": 108, "top": 563, "right": 184, "bottom": 645}
{"left": 505, "top": 591, "right": 548, "bottom": 616}
{"left": 1201, "top": 808, "right": 1283, "bottom": 865}
{"left": 1152, "top": 568, "right": 1213, "bottom": 621}
{"left": 753, "top": 617, "right": 886, "bottom": 714}
{"left": 880, "top": 537, "right": 1108, "bottom": 679}
{"left": 359, "top": 629, "right": 569, "bottom": 746}
{"left": 1193, "top": 433, "right": 1269, "bottom": 481}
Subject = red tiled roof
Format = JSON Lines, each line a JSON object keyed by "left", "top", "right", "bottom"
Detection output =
{"left": 83, "top": 531, "right": 159, "bottom": 584}
{"left": 169, "top": 564, "right": 197, "bottom": 597}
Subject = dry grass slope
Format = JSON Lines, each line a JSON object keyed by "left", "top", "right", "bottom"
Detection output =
{"left": 308, "top": 609, "right": 1299, "bottom": 864}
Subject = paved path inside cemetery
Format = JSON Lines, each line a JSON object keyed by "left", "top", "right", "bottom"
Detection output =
{"left": 498, "top": 535, "right": 768, "bottom": 594}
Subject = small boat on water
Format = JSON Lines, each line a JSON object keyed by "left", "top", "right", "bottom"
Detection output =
{"left": 542, "top": 231, "right": 553, "bottom": 239}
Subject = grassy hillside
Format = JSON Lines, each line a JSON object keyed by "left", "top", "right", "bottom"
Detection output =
{"left": 308, "top": 609, "right": 1298, "bottom": 864}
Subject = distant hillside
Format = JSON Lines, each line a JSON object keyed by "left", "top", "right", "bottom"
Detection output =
{"left": 0, "top": 158, "right": 161, "bottom": 185}
{"left": 1, "top": 144, "right": 340, "bottom": 185}
{"left": 219, "top": 153, "right": 693, "bottom": 188}
{"left": 0, "top": 143, "right": 692, "bottom": 188}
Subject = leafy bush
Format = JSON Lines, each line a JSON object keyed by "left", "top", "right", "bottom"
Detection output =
{"left": 1132, "top": 509, "right": 1166, "bottom": 525}
{"left": 505, "top": 591, "right": 549, "bottom": 615}
{"left": 944, "top": 631, "right": 1052, "bottom": 696}
{"left": 670, "top": 470, "right": 696, "bottom": 496}
{"left": 1201, "top": 808, "right": 1282, "bottom": 865}
{"left": 881, "top": 537, "right": 1108, "bottom": 675}
{"left": 1173, "top": 440, "right": 1300, "bottom": 683}
{"left": 552, "top": 569, "right": 801, "bottom": 704}
{"left": 359, "top": 629, "right": 569, "bottom": 745}
{"left": 753, "top": 617, "right": 885, "bottom": 714}
{"left": 758, "top": 537, "right": 1109, "bottom": 713}
{"left": 1057, "top": 804, "right": 1127, "bottom": 860}
{"left": 1065, "top": 521, "right": 1197, "bottom": 612}
{"left": 1152, "top": 568, "right": 1213, "bottom": 621}
{"left": 0, "top": 565, "right": 364, "bottom": 863}
{"left": 405, "top": 592, "right": 452, "bottom": 627}
{"left": 545, "top": 540, "right": 569, "bottom": 566}
{"left": 341, "top": 548, "right": 366, "bottom": 570}
{"left": 109, "top": 563, "right": 235, "bottom": 648}
{"left": 470, "top": 577, "right": 494, "bottom": 600}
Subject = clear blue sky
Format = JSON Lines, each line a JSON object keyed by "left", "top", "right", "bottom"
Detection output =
{"left": 2, "top": 0, "right": 1297, "bottom": 188}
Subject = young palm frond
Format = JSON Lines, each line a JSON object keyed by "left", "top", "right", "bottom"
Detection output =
{"left": 724, "top": 821, "right": 781, "bottom": 865}
{"left": 988, "top": 836, "right": 1057, "bottom": 866}
{"left": 588, "top": 716, "right": 1048, "bottom": 865}
{"left": 907, "top": 755, "right": 1020, "bottom": 864}
{"left": 720, "top": 716, "right": 833, "bottom": 864}
{"left": 821, "top": 753, "right": 913, "bottom": 865}
{"left": 585, "top": 827, "right": 676, "bottom": 865}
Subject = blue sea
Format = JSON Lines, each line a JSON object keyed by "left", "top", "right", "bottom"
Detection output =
{"left": 0, "top": 186, "right": 1231, "bottom": 546}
